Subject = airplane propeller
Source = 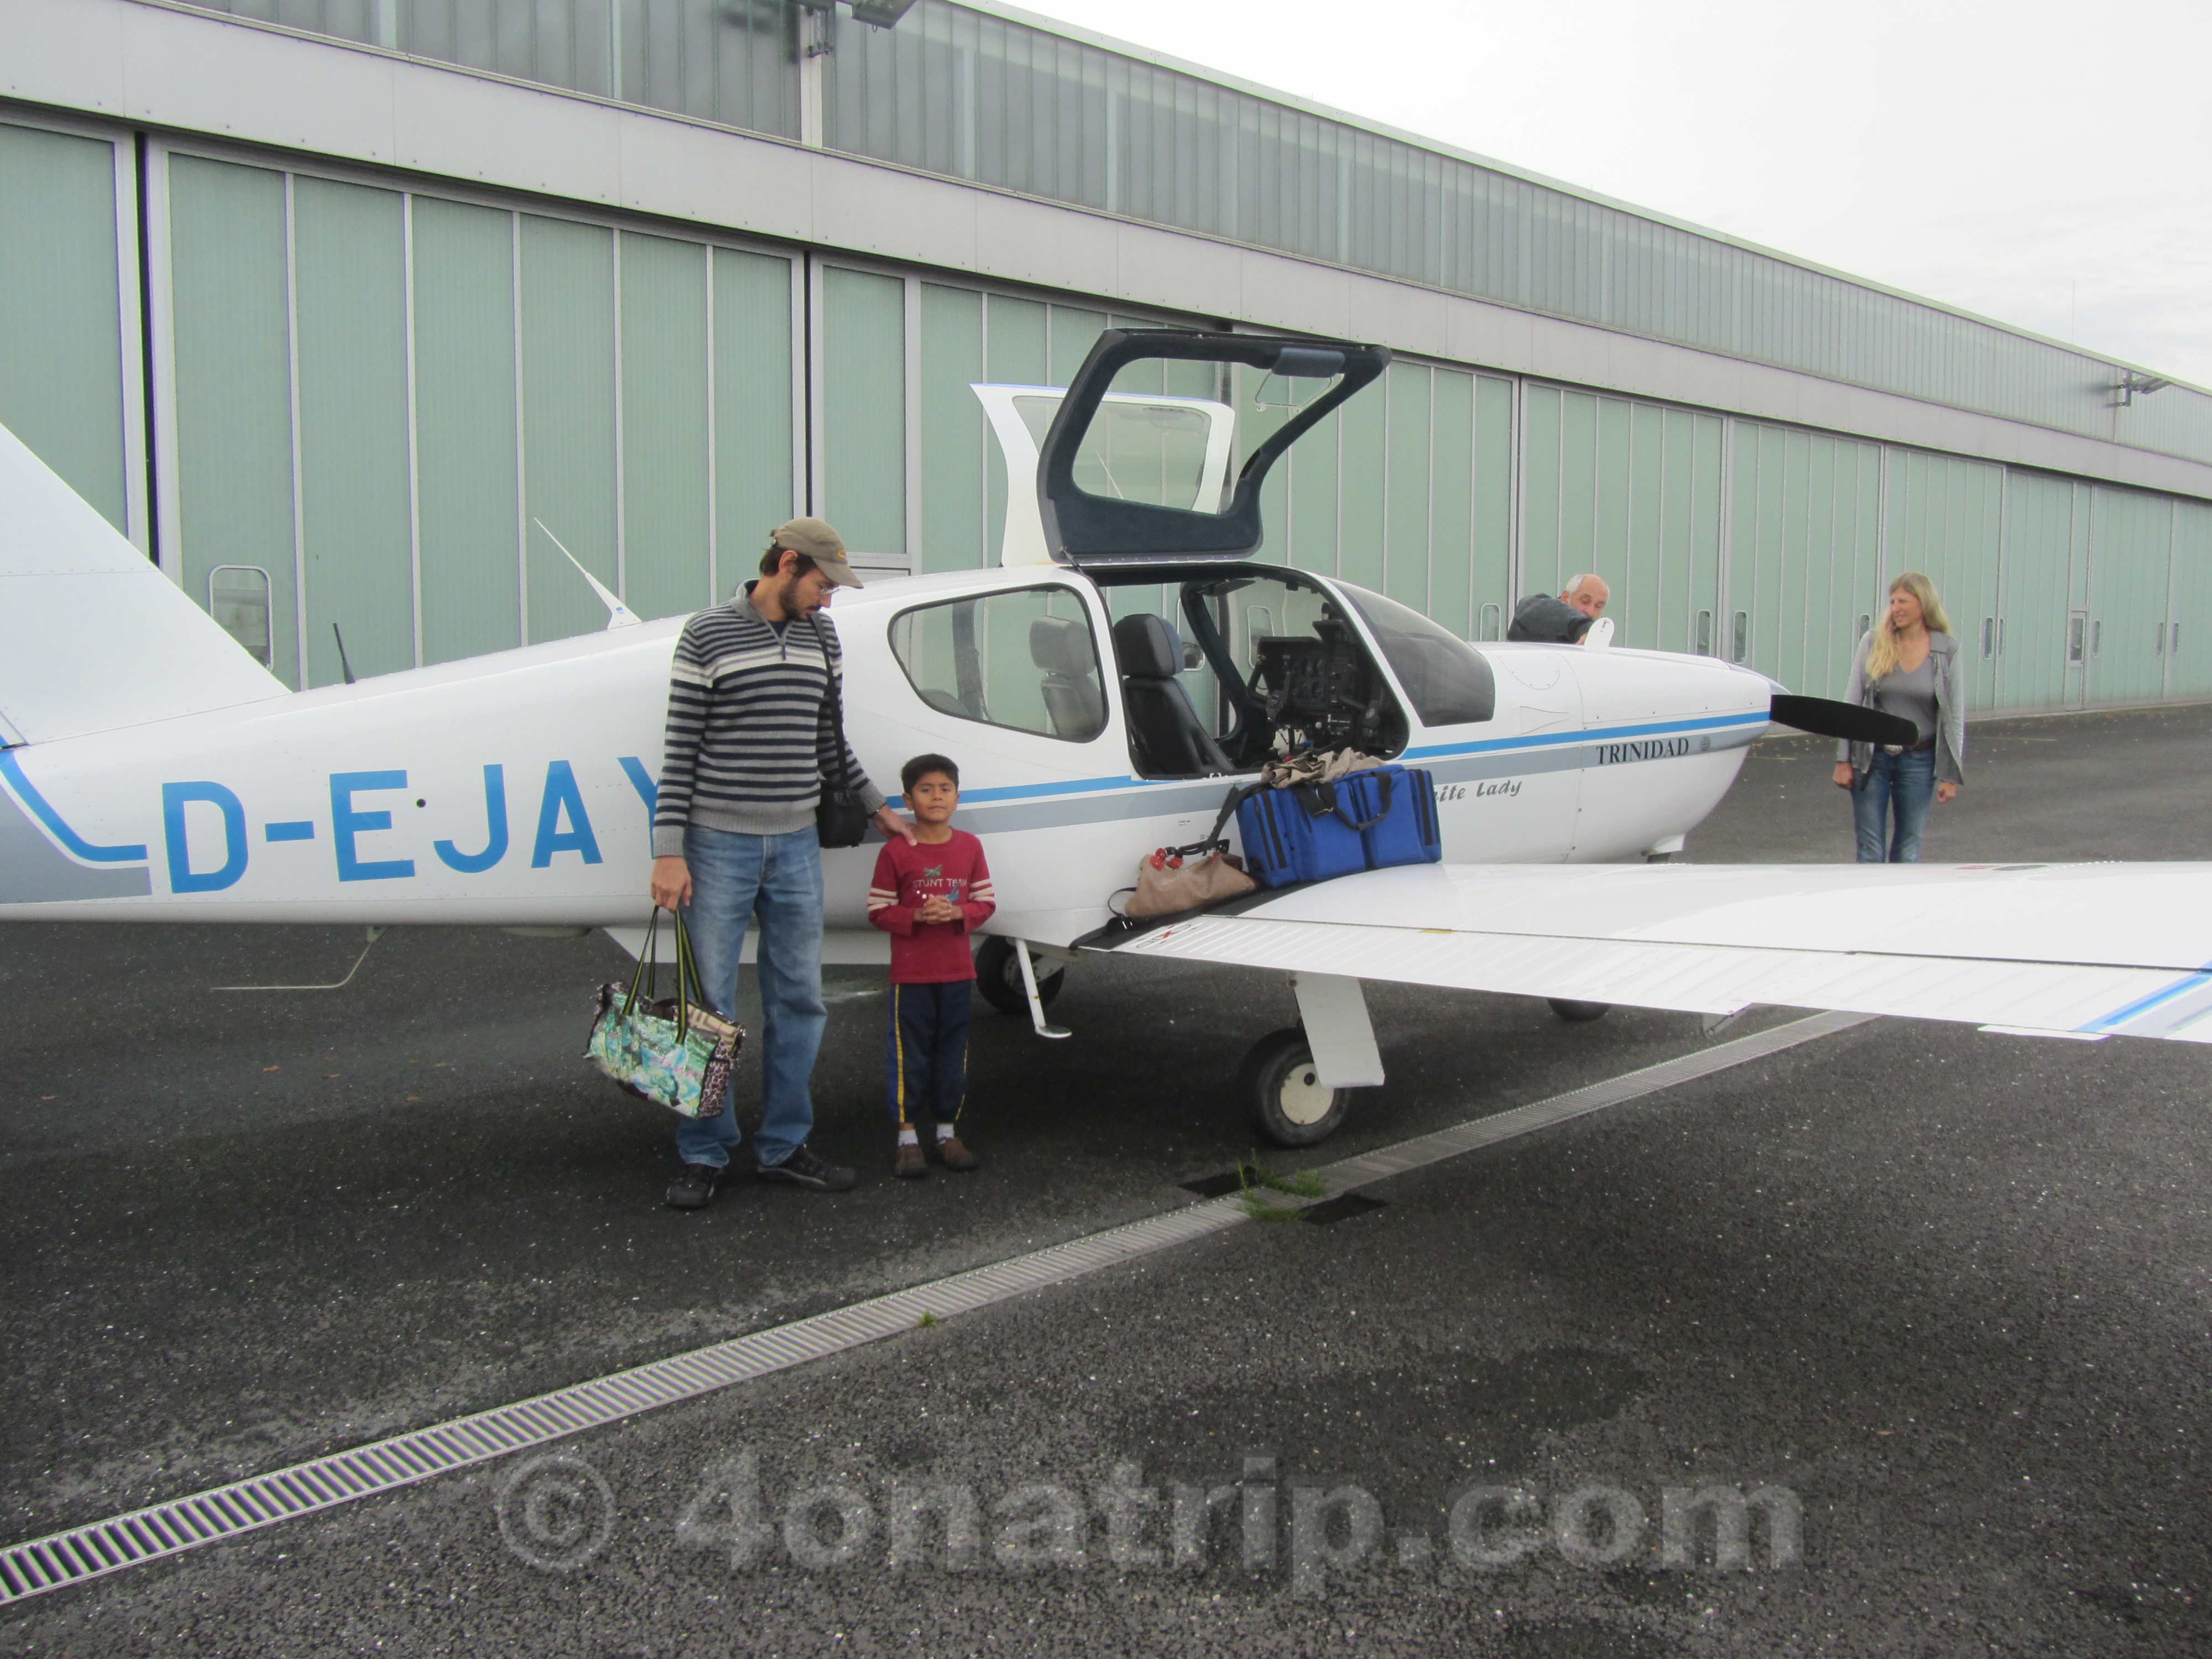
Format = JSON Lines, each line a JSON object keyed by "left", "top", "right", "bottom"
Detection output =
{"left": 1767, "top": 694, "right": 1919, "bottom": 748}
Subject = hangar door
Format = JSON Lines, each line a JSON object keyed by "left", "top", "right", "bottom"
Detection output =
{"left": 1522, "top": 385, "right": 1725, "bottom": 658}
{"left": 1883, "top": 448, "right": 2005, "bottom": 711}
{"left": 1723, "top": 421, "right": 1885, "bottom": 698}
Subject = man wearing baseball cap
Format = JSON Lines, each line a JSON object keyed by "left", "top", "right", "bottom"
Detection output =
{"left": 649, "top": 518, "right": 914, "bottom": 1209}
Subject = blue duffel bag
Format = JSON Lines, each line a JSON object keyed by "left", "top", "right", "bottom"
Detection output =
{"left": 1238, "top": 781, "right": 1371, "bottom": 886}
{"left": 1234, "top": 764, "right": 1442, "bottom": 887}
{"left": 1344, "top": 764, "right": 1443, "bottom": 869}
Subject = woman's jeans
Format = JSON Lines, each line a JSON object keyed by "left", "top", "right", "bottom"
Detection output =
{"left": 673, "top": 825, "right": 825, "bottom": 1170}
{"left": 1852, "top": 747, "right": 1936, "bottom": 863}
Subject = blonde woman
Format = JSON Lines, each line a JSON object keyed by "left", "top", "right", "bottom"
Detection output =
{"left": 1831, "top": 573, "right": 1965, "bottom": 862}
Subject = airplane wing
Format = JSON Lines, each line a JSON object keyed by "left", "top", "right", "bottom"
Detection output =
{"left": 1092, "top": 862, "right": 2212, "bottom": 1043}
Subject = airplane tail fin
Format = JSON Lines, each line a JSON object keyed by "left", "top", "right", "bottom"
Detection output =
{"left": 0, "top": 421, "right": 285, "bottom": 746}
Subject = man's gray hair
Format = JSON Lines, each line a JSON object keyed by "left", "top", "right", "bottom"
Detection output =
{"left": 1563, "top": 573, "right": 1607, "bottom": 597}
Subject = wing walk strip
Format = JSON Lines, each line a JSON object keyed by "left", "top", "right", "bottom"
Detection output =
{"left": 0, "top": 1010, "right": 1867, "bottom": 1606}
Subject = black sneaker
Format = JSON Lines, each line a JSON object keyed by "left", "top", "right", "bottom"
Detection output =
{"left": 665, "top": 1162, "right": 724, "bottom": 1209}
{"left": 755, "top": 1142, "right": 858, "bottom": 1192}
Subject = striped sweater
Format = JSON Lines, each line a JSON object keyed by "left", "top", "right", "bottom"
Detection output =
{"left": 651, "top": 583, "right": 886, "bottom": 855}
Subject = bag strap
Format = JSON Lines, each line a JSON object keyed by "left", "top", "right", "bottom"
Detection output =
{"left": 623, "top": 906, "right": 708, "bottom": 1041}
{"left": 1344, "top": 769, "right": 1391, "bottom": 829}
{"left": 1171, "top": 779, "right": 1270, "bottom": 859}
{"left": 622, "top": 908, "right": 662, "bottom": 1020}
{"left": 1295, "top": 770, "right": 1390, "bottom": 831}
{"left": 670, "top": 906, "right": 705, "bottom": 1041}
{"left": 809, "top": 615, "right": 849, "bottom": 790}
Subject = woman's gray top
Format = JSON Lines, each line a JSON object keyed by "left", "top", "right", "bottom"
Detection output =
{"left": 1872, "top": 654, "right": 1938, "bottom": 745}
{"left": 1838, "top": 629, "right": 1965, "bottom": 785}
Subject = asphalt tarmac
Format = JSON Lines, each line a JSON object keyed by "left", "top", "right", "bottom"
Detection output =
{"left": 2, "top": 705, "right": 2209, "bottom": 1655}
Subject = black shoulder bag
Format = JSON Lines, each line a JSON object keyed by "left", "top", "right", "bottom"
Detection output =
{"left": 811, "top": 617, "right": 872, "bottom": 848}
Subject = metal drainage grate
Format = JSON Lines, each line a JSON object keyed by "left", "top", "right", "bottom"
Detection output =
{"left": 0, "top": 1010, "right": 1865, "bottom": 1606}
{"left": 0, "top": 1193, "right": 1251, "bottom": 1608}
{"left": 1299, "top": 1191, "right": 1386, "bottom": 1225}
{"left": 1178, "top": 1169, "right": 1249, "bottom": 1198}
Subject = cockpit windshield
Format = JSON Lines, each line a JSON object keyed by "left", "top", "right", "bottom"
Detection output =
{"left": 1335, "top": 585, "right": 1497, "bottom": 728}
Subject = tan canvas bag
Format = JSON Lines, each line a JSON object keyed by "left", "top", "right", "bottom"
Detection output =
{"left": 1122, "top": 847, "right": 1257, "bottom": 919}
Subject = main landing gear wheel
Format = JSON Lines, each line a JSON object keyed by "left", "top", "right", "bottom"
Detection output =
{"left": 1240, "top": 1026, "right": 1349, "bottom": 1147}
{"left": 975, "top": 937, "right": 1065, "bottom": 1018}
{"left": 1547, "top": 998, "right": 1611, "bottom": 1022}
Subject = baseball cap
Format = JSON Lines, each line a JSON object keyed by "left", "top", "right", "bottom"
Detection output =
{"left": 770, "top": 517, "right": 865, "bottom": 588}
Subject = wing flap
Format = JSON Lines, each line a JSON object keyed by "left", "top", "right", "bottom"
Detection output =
{"left": 1217, "top": 862, "right": 2212, "bottom": 973}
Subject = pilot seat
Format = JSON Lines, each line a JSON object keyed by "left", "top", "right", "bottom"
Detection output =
{"left": 1112, "top": 612, "right": 1232, "bottom": 776}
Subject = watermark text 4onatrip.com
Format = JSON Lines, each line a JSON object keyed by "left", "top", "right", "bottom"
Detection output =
{"left": 498, "top": 1449, "right": 1801, "bottom": 1592}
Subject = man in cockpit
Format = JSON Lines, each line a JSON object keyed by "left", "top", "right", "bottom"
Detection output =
{"left": 1507, "top": 573, "right": 1610, "bottom": 643}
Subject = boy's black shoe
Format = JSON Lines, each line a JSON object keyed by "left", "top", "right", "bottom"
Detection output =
{"left": 931, "top": 1134, "right": 982, "bottom": 1172}
{"left": 756, "top": 1142, "right": 858, "bottom": 1192}
{"left": 665, "top": 1163, "right": 723, "bottom": 1209}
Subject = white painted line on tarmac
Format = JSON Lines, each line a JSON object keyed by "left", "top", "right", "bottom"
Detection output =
{"left": 0, "top": 1008, "right": 1870, "bottom": 1606}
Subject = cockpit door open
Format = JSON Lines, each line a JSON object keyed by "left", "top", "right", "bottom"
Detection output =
{"left": 1027, "top": 330, "right": 1389, "bottom": 572}
{"left": 972, "top": 385, "right": 1237, "bottom": 568}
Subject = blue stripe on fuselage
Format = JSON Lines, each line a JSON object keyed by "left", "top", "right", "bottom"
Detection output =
{"left": 893, "top": 711, "right": 1770, "bottom": 810}
{"left": 1404, "top": 711, "right": 1766, "bottom": 761}
{"left": 0, "top": 749, "right": 149, "bottom": 863}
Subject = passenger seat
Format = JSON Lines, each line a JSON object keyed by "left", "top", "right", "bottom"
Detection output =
{"left": 1030, "top": 615, "right": 1104, "bottom": 740}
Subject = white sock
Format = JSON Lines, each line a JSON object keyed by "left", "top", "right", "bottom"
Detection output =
{"left": 898, "top": 1127, "right": 919, "bottom": 1146}
{"left": 935, "top": 1122, "right": 957, "bottom": 1142}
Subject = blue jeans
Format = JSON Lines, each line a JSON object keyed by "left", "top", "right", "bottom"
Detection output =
{"left": 674, "top": 825, "right": 825, "bottom": 1170}
{"left": 1852, "top": 748, "right": 1936, "bottom": 863}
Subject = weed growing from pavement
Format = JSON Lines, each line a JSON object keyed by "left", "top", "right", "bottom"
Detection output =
{"left": 1236, "top": 1157, "right": 1323, "bottom": 1221}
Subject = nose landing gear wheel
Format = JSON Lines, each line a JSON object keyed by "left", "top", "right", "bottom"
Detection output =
{"left": 975, "top": 936, "right": 1065, "bottom": 1018}
{"left": 1547, "top": 998, "right": 1610, "bottom": 1022}
{"left": 1240, "top": 1026, "right": 1349, "bottom": 1147}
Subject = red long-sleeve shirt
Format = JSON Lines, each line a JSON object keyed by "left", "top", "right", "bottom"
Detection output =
{"left": 866, "top": 831, "right": 996, "bottom": 983}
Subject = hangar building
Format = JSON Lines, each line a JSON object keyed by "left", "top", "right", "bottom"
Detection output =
{"left": 4, "top": 0, "right": 2210, "bottom": 718}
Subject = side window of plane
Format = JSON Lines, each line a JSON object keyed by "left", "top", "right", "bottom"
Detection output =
{"left": 889, "top": 586, "right": 1108, "bottom": 743}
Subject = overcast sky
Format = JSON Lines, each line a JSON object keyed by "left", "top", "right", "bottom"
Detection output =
{"left": 1010, "top": 0, "right": 2212, "bottom": 391}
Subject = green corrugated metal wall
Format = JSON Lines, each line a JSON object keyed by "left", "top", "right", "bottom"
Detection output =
{"left": 1527, "top": 385, "right": 1728, "bottom": 659}
{"left": 296, "top": 176, "right": 413, "bottom": 686}
{"left": 1997, "top": 472, "right": 2079, "bottom": 712}
{"left": 2171, "top": 503, "right": 2212, "bottom": 700}
{"left": 1284, "top": 364, "right": 1512, "bottom": 644}
{"left": 0, "top": 121, "right": 129, "bottom": 535}
{"left": 1725, "top": 421, "right": 1882, "bottom": 698}
{"left": 147, "top": 149, "right": 797, "bottom": 688}
{"left": 2087, "top": 486, "right": 2173, "bottom": 707}
{"left": 3, "top": 122, "right": 2209, "bottom": 721}
{"left": 174, "top": 0, "right": 2212, "bottom": 472}
{"left": 820, "top": 265, "right": 905, "bottom": 562}
{"left": 413, "top": 195, "right": 520, "bottom": 665}
{"left": 168, "top": 156, "right": 300, "bottom": 685}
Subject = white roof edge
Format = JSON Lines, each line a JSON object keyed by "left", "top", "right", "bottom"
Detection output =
{"left": 957, "top": 2, "right": 2211, "bottom": 398}
{"left": 126, "top": 0, "right": 2211, "bottom": 399}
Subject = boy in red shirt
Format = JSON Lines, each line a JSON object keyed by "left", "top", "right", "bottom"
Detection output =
{"left": 867, "top": 754, "right": 995, "bottom": 1177}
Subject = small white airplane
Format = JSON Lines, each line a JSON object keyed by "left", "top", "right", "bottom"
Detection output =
{"left": 5, "top": 330, "right": 2209, "bottom": 1150}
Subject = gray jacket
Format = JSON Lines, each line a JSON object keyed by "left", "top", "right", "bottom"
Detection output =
{"left": 1837, "top": 629, "right": 1965, "bottom": 786}
{"left": 1507, "top": 593, "right": 1593, "bottom": 644}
